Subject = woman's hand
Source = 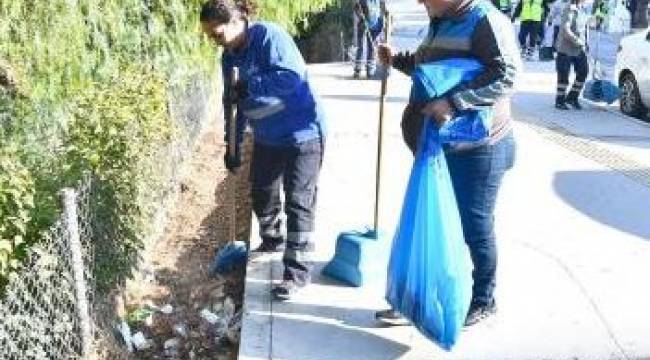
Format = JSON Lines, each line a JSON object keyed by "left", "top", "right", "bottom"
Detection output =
{"left": 377, "top": 43, "right": 394, "bottom": 67}
{"left": 421, "top": 98, "right": 454, "bottom": 127}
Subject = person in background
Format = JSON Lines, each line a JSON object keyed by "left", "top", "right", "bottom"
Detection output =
{"left": 554, "top": 0, "right": 590, "bottom": 110}
{"left": 375, "top": 0, "right": 519, "bottom": 327}
{"left": 200, "top": 0, "right": 327, "bottom": 300}
{"left": 353, "top": 0, "right": 387, "bottom": 78}
{"left": 592, "top": 0, "right": 609, "bottom": 30}
{"left": 549, "top": 0, "right": 569, "bottom": 54}
{"left": 512, "top": 0, "right": 551, "bottom": 59}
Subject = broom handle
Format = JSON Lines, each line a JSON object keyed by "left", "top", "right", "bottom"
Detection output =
{"left": 228, "top": 67, "right": 240, "bottom": 242}
{"left": 374, "top": 10, "right": 390, "bottom": 234}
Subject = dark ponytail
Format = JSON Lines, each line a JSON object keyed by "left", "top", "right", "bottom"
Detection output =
{"left": 200, "top": 0, "right": 258, "bottom": 23}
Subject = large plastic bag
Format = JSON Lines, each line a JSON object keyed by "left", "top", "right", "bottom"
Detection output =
{"left": 386, "top": 120, "right": 473, "bottom": 350}
{"left": 410, "top": 59, "right": 492, "bottom": 145}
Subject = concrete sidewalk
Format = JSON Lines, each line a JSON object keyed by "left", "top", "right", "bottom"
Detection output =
{"left": 237, "top": 59, "right": 650, "bottom": 360}
{"left": 238, "top": 2, "right": 650, "bottom": 357}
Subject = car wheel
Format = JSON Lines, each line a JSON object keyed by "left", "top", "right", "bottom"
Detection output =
{"left": 619, "top": 73, "right": 648, "bottom": 119}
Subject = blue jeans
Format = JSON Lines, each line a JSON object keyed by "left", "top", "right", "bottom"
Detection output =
{"left": 355, "top": 21, "right": 379, "bottom": 74}
{"left": 445, "top": 133, "right": 516, "bottom": 305}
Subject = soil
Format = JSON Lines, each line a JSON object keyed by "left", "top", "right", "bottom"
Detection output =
{"left": 120, "top": 119, "right": 253, "bottom": 360}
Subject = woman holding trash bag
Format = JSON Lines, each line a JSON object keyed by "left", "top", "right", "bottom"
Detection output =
{"left": 554, "top": 0, "right": 590, "bottom": 110}
{"left": 375, "top": 0, "right": 519, "bottom": 327}
{"left": 200, "top": 0, "right": 327, "bottom": 300}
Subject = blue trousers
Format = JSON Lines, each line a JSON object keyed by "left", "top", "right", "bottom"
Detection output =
{"left": 445, "top": 133, "right": 516, "bottom": 305}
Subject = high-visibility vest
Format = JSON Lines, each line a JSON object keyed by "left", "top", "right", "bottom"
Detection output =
{"left": 521, "top": 0, "right": 544, "bottom": 21}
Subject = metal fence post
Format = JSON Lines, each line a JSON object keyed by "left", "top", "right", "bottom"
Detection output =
{"left": 60, "top": 188, "right": 93, "bottom": 359}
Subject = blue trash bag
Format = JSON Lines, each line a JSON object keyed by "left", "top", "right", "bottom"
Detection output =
{"left": 583, "top": 79, "right": 620, "bottom": 105}
{"left": 410, "top": 59, "right": 492, "bottom": 145}
{"left": 386, "top": 120, "right": 473, "bottom": 350}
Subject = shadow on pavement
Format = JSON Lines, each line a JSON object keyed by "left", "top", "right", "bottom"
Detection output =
{"left": 269, "top": 311, "right": 410, "bottom": 360}
{"left": 553, "top": 170, "right": 650, "bottom": 241}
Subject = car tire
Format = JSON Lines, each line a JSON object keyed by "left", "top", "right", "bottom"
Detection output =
{"left": 619, "top": 73, "right": 648, "bottom": 119}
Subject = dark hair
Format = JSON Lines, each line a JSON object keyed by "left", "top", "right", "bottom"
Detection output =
{"left": 200, "top": 0, "right": 257, "bottom": 23}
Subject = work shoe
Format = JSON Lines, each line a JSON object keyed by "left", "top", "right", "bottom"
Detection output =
{"left": 555, "top": 101, "right": 570, "bottom": 110}
{"left": 555, "top": 97, "right": 570, "bottom": 110}
{"left": 566, "top": 97, "right": 582, "bottom": 110}
{"left": 464, "top": 299, "right": 497, "bottom": 327}
{"left": 271, "top": 280, "right": 301, "bottom": 301}
{"left": 375, "top": 309, "right": 410, "bottom": 326}
{"left": 253, "top": 238, "right": 284, "bottom": 253}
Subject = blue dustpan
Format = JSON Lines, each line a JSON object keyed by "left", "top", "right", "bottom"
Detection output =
{"left": 584, "top": 79, "right": 620, "bottom": 104}
{"left": 322, "top": 230, "right": 389, "bottom": 286}
{"left": 322, "top": 17, "right": 393, "bottom": 287}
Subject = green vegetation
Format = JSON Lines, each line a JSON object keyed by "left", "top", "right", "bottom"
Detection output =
{"left": 0, "top": 0, "right": 340, "bottom": 292}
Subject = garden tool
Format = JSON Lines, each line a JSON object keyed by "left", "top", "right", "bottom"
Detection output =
{"left": 210, "top": 66, "right": 248, "bottom": 276}
{"left": 323, "top": 13, "right": 392, "bottom": 287}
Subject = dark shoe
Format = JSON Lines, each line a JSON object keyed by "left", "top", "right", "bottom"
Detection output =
{"left": 353, "top": 70, "right": 361, "bottom": 79}
{"left": 271, "top": 280, "right": 302, "bottom": 301}
{"left": 253, "top": 238, "right": 284, "bottom": 253}
{"left": 555, "top": 101, "right": 570, "bottom": 110}
{"left": 375, "top": 309, "right": 410, "bottom": 326}
{"left": 566, "top": 98, "right": 582, "bottom": 110}
{"left": 464, "top": 300, "right": 497, "bottom": 327}
{"left": 555, "top": 97, "right": 570, "bottom": 110}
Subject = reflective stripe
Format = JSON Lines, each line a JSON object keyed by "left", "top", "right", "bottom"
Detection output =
{"left": 420, "top": 36, "right": 472, "bottom": 52}
{"left": 243, "top": 98, "right": 286, "bottom": 120}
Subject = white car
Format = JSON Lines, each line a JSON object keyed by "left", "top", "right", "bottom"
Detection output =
{"left": 615, "top": 28, "right": 650, "bottom": 119}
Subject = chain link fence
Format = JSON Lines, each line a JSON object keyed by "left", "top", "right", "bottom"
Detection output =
{"left": 0, "top": 71, "right": 220, "bottom": 360}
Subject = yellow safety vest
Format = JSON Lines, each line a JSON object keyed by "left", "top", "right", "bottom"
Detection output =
{"left": 521, "top": 0, "right": 543, "bottom": 21}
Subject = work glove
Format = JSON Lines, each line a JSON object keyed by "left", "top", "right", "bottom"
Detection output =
{"left": 223, "top": 151, "right": 242, "bottom": 173}
{"left": 392, "top": 51, "right": 415, "bottom": 74}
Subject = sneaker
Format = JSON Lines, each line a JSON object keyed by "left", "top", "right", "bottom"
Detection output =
{"left": 253, "top": 239, "right": 284, "bottom": 253}
{"left": 271, "top": 280, "right": 301, "bottom": 301}
{"left": 566, "top": 98, "right": 582, "bottom": 110}
{"left": 555, "top": 101, "right": 570, "bottom": 110}
{"left": 464, "top": 300, "right": 497, "bottom": 327}
{"left": 374, "top": 309, "right": 410, "bottom": 326}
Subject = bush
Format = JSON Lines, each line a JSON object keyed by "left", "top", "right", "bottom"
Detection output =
{"left": 0, "top": 147, "right": 35, "bottom": 290}
{"left": 0, "top": 0, "right": 345, "bottom": 292}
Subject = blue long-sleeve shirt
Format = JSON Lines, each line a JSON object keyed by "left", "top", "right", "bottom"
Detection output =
{"left": 221, "top": 21, "right": 326, "bottom": 146}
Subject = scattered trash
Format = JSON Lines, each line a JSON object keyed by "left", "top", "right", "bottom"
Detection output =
{"left": 226, "top": 314, "right": 242, "bottom": 344}
{"left": 208, "top": 241, "right": 248, "bottom": 276}
{"left": 145, "top": 302, "right": 174, "bottom": 315}
{"left": 173, "top": 323, "right": 189, "bottom": 338}
{"left": 210, "top": 285, "right": 225, "bottom": 299}
{"left": 222, "top": 297, "right": 235, "bottom": 321}
{"left": 132, "top": 332, "right": 152, "bottom": 351}
{"left": 144, "top": 313, "right": 154, "bottom": 327}
{"left": 212, "top": 301, "right": 223, "bottom": 314}
{"left": 117, "top": 321, "right": 133, "bottom": 353}
{"left": 127, "top": 308, "right": 154, "bottom": 325}
{"left": 163, "top": 338, "right": 181, "bottom": 357}
{"left": 200, "top": 309, "right": 220, "bottom": 325}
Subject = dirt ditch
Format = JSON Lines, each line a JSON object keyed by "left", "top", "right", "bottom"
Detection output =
{"left": 118, "top": 120, "right": 253, "bottom": 360}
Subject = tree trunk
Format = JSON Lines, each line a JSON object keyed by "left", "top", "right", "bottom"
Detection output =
{"left": 631, "top": 0, "right": 648, "bottom": 29}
